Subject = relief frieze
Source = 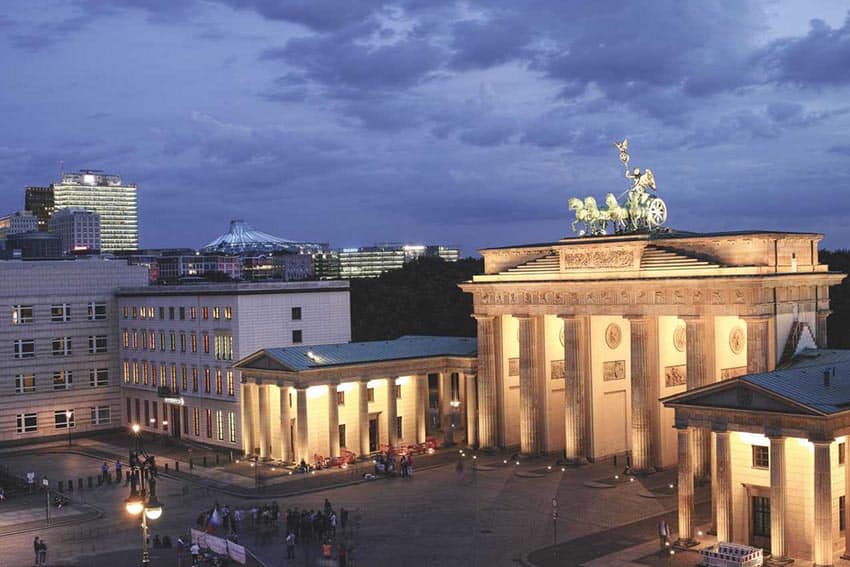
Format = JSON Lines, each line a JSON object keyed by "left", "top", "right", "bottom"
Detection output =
{"left": 477, "top": 286, "right": 747, "bottom": 307}
{"left": 603, "top": 360, "right": 626, "bottom": 381}
{"left": 551, "top": 360, "right": 565, "bottom": 380}
{"left": 721, "top": 366, "right": 747, "bottom": 380}
{"left": 561, "top": 250, "right": 634, "bottom": 270}
{"left": 508, "top": 358, "right": 519, "bottom": 377}
{"left": 665, "top": 365, "right": 687, "bottom": 387}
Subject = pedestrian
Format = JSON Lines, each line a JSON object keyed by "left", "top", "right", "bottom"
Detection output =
{"left": 38, "top": 538, "right": 47, "bottom": 566}
{"left": 338, "top": 542, "right": 347, "bottom": 567}
{"left": 285, "top": 531, "right": 295, "bottom": 559}
{"left": 27, "top": 471, "right": 35, "bottom": 493}
{"left": 190, "top": 542, "right": 200, "bottom": 566}
{"left": 0, "top": 486, "right": 6, "bottom": 502}
{"left": 340, "top": 507, "right": 348, "bottom": 531}
{"left": 33, "top": 536, "right": 40, "bottom": 566}
{"left": 115, "top": 459, "right": 122, "bottom": 479}
{"left": 101, "top": 461, "right": 109, "bottom": 482}
{"left": 658, "top": 519, "right": 670, "bottom": 551}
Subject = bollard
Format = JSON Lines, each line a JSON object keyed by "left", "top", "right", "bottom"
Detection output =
{"left": 203, "top": 456, "right": 207, "bottom": 467}
{"left": 189, "top": 458, "right": 193, "bottom": 470}
{"left": 58, "top": 480, "right": 64, "bottom": 492}
{"left": 164, "top": 463, "right": 169, "bottom": 472}
{"left": 78, "top": 478, "right": 83, "bottom": 490}
{"left": 67, "top": 480, "right": 73, "bottom": 492}
{"left": 229, "top": 451, "right": 233, "bottom": 463}
{"left": 613, "top": 454, "right": 617, "bottom": 467}
{"left": 215, "top": 454, "right": 220, "bottom": 465}
{"left": 175, "top": 461, "right": 179, "bottom": 472}
{"left": 125, "top": 470, "right": 131, "bottom": 484}
{"left": 88, "top": 476, "right": 93, "bottom": 488}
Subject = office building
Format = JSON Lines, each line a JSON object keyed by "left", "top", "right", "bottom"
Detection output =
{"left": 0, "top": 259, "right": 149, "bottom": 444}
{"left": 52, "top": 170, "right": 138, "bottom": 251}
{"left": 24, "top": 187, "right": 54, "bottom": 231}
{"left": 156, "top": 255, "right": 242, "bottom": 283}
{"left": 117, "top": 281, "right": 351, "bottom": 450}
{"left": 3, "top": 232, "right": 63, "bottom": 260}
{"left": 48, "top": 208, "right": 101, "bottom": 254}
{"left": 338, "top": 244, "right": 461, "bottom": 278}
{"left": 0, "top": 211, "right": 38, "bottom": 241}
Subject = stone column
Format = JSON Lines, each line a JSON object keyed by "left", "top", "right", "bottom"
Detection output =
{"left": 257, "top": 384, "right": 272, "bottom": 459}
{"left": 626, "top": 315, "right": 657, "bottom": 473}
{"left": 817, "top": 310, "right": 832, "bottom": 349}
{"left": 714, "top": 429, "right": 732, "bottom": 542}
{"left": 812, "top": 439, "right": 833, "bottom": 567}
{"left": 768, "top": 435, "right": 788, "bottom": 561}
{"left": 440, "top": 373, "right": 454, "bottom": 446}
{"left": 844, "top": 440, "right": 850, "bottom": 560}
{"left": 268, "top": 385, "right": 282, "bottom": 460}
{"left": 676, "top": 425, "right": 696, "bottom": 545}
{"left": 474, "top": 315, "right": 498, "bottom": 449}
{"left": 386, "top": 378, "right": 398, "bottom": 448}
{"left": 416, "top": 374, "right": 427, "bottom": 444}
{"left": 516, "top": 315, "right": 543, "bottom": 455}
{"left": 465, "top": 372, "right": 478, "bottom": 447}
{"left": 279, "top": 386, "right": 292, "bottom": 463}
{"left": 328, "top": 385, "right": 340, "bottom": 458}
{"left": 683, "top": 315, "right": 714, "bottom": 481}
{"left": 358, "top": 382, "right": 370, "bottom": 457}
{"left": 560, "top": 315, "right": 588, "bottom": 462}
{"left": 742, "top": 315, "right": 770, "bottom": 375}
{"left": 241, "top": 382, "right": 256, "bottom": 455}
{"left": 295, "top": 388, "right": 309, "bottom": 465}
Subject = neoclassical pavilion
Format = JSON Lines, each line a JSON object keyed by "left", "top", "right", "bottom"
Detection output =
{"left": 664, "top": 349, "right": 850, "bottom": 565}
{"left": 235, "top": 336, "right": 477, "bottom": 463}
{"left": 460, "top": 230, "right": 843, "bottom": 474}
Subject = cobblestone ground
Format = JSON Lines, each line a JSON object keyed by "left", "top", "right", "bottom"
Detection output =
{"left": 0, "top": 443, "right": 699, "bottom": 567}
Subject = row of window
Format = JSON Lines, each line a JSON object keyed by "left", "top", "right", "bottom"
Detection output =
{"left": 121, "top": 329, "right": 232, "bottom": 359}
{"left": 15, "top": 406, "right": 111, "bottom": 433}
{"left": 122, "top": 360, "right": 235, "bottom": 396}
{"left": 125, "top": 397, "right": 237, "bottom": 443}
{"left": 12, "top": 303, "right": 107, "bottom": 325}
{"left": 751, "top": 441, "right": 846, "bottom": 469}
{"left": 123, "top": 305, "right": 232, "bottom": 321}
{"left": 14, "top": 368, "right": 109, "bottom": 393}
{"left": 13, "top": 336, "right": 108, "bottom": 358}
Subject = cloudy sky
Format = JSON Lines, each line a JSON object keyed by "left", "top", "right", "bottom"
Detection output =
{"left": 2, "top": 1, "right": 850, "bottom": 253}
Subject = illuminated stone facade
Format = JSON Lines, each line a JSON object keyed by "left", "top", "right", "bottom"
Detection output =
{"left": 459, "top": 230, "right": 842, "bottom": 472}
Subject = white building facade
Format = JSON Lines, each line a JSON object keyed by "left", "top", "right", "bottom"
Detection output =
{"left": 0, "top": 211, "right": 38, "bottom": 242}
{"left": 117, "top": 281, "right": 351, "bottom": 451}
{"left": 48, "top": 208, "right": 102, "bottom": 254}
{"left": 0, "top": 259, "right": 149, "bottom": 444}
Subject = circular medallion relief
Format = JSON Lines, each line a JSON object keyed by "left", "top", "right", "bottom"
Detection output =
{"left": 729, "top": 326, "right": 745, "bottom": 355}
{"left": 673, "top": 325, "right": 686, "bottom": 353}
{"left": 605, "top": 323, "right": 622, "bottom": 349}
{"left": 559, "top": 327, "right": 565, "bottom": 347}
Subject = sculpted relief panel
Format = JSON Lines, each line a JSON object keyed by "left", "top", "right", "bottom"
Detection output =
{"left": 477, "top": 287, "right": 755, "bottom": 308}
{"left": 603, "top": 360, "right": 626, "bottom": 381}
{"left": 551, "top": 360, "right": 565, "bottom": 380}
{"left": 561, "top": 250, "right": 634, "bottom": 270}
{"left": 665, "top": 365, "right": 687, "bottom": 387}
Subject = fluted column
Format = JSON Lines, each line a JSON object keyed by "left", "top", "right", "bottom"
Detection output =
{"left": 684, "top": 315, "right": 714, "bottom": 481}
{"left": 474, "top": 315, "right": 498, "bottom": 449}
{"left": 676, "top": 425, "right": 695, "bottom": 545}
{"left": 769, "top": 435, "right": 788, "bottom": 561}
{"left": 743, "top": 315, "right": 770, "bottom": 375}
{"left": 279, "top": 385, "right": 292, "bottom": 463}
{"left": 416, "top": 374, "right": 427, "bottom": 444}
{"left": 817, "top": 310, "right": 832, "bottom": 349}
{"left": 560, "top": 314, "right": 589, "bottom": 462}
{"left": 386, "top": 378, "right": 398, "bottom": 448}
{"left": 268, "top": 385, "right": 282, "bottom": 460}
{"left": 328, "top": 385, "right": 340, "bottom": 457}
{"left": 295, "top": 388, "right": 309, "bottom": 465}
{"left": 440, "top": 373, "right": 454, "bottom": 446}
{"left": 626, "top": 315, "right": 657, "bottom": 473}
{"left": 465, "top": 372, "right": 478, "bottom": 447}
{"left": 714, "top": 429, "right": 732, "bottom": 542}
{"left": 516, "top": 315, "right": 543, "bottom": 455}
{"left": 812, "top": 439, "right": 833, "bottom": 567}
{"left": 358, "top": 382, "right": 370, "bottom": 457}
{"left": 257, "top": 384, "right": 272, "bottom": 459}
{"left": 241, "top": 382, "right": 256, "bottom": 455}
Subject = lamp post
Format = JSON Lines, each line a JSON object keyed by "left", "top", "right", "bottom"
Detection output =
{"left": 126, "top": 424, "right": 163, "bottom": 567}
{"left": 65, "top": 409, "right": 73, "bottom": 447}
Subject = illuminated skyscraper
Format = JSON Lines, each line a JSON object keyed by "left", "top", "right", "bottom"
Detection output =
{"left": 24, "top": 186, "right": 54, "bottom": 231}
{"left": 51, "top": 171, "right": 138, "bottom": 251}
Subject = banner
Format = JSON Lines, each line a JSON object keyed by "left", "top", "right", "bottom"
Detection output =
{"left": 190, "top": 529, "right": 247, "bottom": 565}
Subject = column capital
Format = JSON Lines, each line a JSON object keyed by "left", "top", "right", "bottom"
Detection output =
{"left": 512, "top": 313, "right": 536, "bottom": 320}
{"left": 710, "top": 422, "right": 730, "bottom": 433}
{"left": 809, "top": 437, "right": 834, "bottom": 447}
{"left": 680, "top": 314, "right": 706, "bottom": 323}
{"left": 740, "top": 314, "right": 772, "bottom": 323}
{"left": 623, "top": 314, "right": 651, "bottom": 322}
{"left": 557, "top": 313, "right": 580, "bottom": 321}
{"left": 817, "top": 309, "right": 833, "bottom": 318}
{"left": 765, "top": 427, "right": 785, "bottom": 439}
{"left": 472, "top": 313, "right": 496, "bottom": 321}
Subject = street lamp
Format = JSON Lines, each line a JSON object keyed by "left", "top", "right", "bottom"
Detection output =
{"left": 65, "top": 410, "right": 73, "bottom": 447}
{"left": 126, "top": 429, "right": 162, "bottom": 567}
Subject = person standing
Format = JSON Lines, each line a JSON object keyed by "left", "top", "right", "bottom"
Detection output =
{"left": 101, "top": 462, "right": 109, "bottom": 482}
{"left": 37, "top": 538, "right": 47, "bottom": 566}
{"left": 27, "top": 472, "right": 35, "bottom": 493}
{"left": 33, "top": 536, "right": 40, "bottom": 566}
{"left": 285, "top": 531, "right": 295, "bottom": 559}
{"left": 190, "top": 542, "right": 200, "bottom": 566}
{"left": 115, "top": 459, "right": 123, "bottom": 483}
{"left": 657, "top": 519, "right": 670, "bottom": 551}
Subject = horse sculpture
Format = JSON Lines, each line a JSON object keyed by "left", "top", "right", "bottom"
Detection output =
{"left": 568, "top": 196, "right": 602, "bottom": 235}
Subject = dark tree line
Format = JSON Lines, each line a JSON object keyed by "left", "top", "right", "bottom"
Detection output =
{"left": 350, "top": 257, "right": 483, "bottom": 342}
{"left": 821, "top": 249, "right": 850, "bottom": 349}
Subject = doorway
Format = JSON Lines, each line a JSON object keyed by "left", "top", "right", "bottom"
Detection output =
{"left": 170, "top": 405, "right": 181, "bottom": 439}
{"left": 369, "top": 417, "right": 378, "bottom": 452}
{"left": 750, "top": 495, "right": 771, "bottom": 550}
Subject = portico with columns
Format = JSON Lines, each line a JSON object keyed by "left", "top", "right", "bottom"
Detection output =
{"left": 664, "top": 349, "right": 850, "bottom": 565}
{"left": 461, "top": 230, "right": 841, "bottom": 467}
{"left": 234, "top": 336, "right": 477, "bottom": 463}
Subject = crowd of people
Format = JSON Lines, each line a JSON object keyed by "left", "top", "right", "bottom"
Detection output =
{"left": 373, "top": 451, "right": 414, "bottom": 478}
{"left": 284, "top": 498, "right": 352, "bottom": 565}
{"left": 196, "top": 500, "right": 282, "bottom": 543}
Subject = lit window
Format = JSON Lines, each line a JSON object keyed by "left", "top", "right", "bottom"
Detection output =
{"left": 213, "top": 307, "right": 220, "bottom": 320}
{"left": 216, "top": 368, "right": 223, "bottom": 395}
{"left": 122, "top": 330, "right": 129, "bottom": 349}
{"left": 51, "top": 304, "right": 71, "bottom": 322}
{"left": 123, "top": 361, "right": 130, "bottom": 383}
{"left": 87, "top": 302, "right": 107, "bottom": 320}
{"left": 337, "top": 391, "right": 345, "bottom": 405}
{"left": 12, "top": 305, "right": 33, "bottom": 325}
{"left": 192, "top": 367, "right": 199, "bottom": 392}
{"left": 170, "top": 332, "right": 176, "bottom": 352}
{"left": 122, "top": 306, "right": 129, "bottom": 319}
{"left": 227, "top": 370, "right": 234, "bottom": 396}
{"left": 206, "top": 409, "right": 212, "bottom": 438}
{"left": 55, "top": 410, "right": 75, "bottom": 429}
{"left": 189, "top": 306, "right": 195, "bottom": 320}
{"left": 202, "top": 307, "right": 209, "bottom": 320}
{"left": 180, "top": 333, "right": 186, "bottom": 352}
{"left": 181, "top": 366, "right": 188, "bottom": 391}
{"left": 190, "top": 333, "right": 197, "bottom": 353}
{"left": 224, "top": 306, "right": 232, "bottom": 320}
{"left": 53, "top": 370, "right": 72, "bottom": 390}
{"left": 52, "top": 336, "right": 72, "bottom": 356}
{"left": 193, "top": 407, "right": 200, "bottom": 436}
{"left": 214, "top": 334, "right": 233, "bottom": 361}
{"left": 203, "top": 334, "right": 209, "bottom": 353}
{"left": 217, "top": 410, "right": 224, "bottom": 441}
{"left": 15, "top": 373, "right": 35, "bottom": 393}
{"left": 367, "top": 387, "right": 375, "bottom": 402}
{"left": 752, "top": 445, "right": 769, "bottom": 469}
{"left": 204, "top": 368, "right": 211, "bottom": 393}
{"left": 228, "top": 412, "right": 236, "bottom": 443}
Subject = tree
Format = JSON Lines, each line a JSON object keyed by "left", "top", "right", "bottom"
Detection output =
{"left": 820, "top": 249, "right": 850, "bottom": 348}
{"left": 350, "top": 257, "right": 483, "bottom": 341}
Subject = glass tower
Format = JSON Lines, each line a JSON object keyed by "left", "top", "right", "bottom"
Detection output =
{"left": 51, "top": 171, "right": 138, "bottom": 251}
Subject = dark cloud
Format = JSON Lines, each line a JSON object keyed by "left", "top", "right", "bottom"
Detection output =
{"left": 449, "top": 17, "right": 532, "bottom": 70}
{"left": 761, "top": 14, "right": 850, "bottom": 86}
{"left": 220, "top": 0, "right": 384, "bottom": 32}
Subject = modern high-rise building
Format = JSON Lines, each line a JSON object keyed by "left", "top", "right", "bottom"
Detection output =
{"left": 338, "top": 244, "right": 461, "bottom": 278}
{"left": 0, "top": 259, "right": 149, "bottom": 444}
{"left": 116, "top": 281, "right": 351, "bottom": 450}
{"left": 24, "top": 187, "right": 54, "bottom": 231}
{"left": 48, "top": 208, "right": 101, "bottom": 254}
{"left": 0, "top": 210, "right": 38, "bottom": 242}
{"left": 51, "top": 171, "right": 138, "bottom": 251}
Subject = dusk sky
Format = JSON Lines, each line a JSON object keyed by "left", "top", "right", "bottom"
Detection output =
{"left": 2, "top": 1, "right": 850, "bottom": 254}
